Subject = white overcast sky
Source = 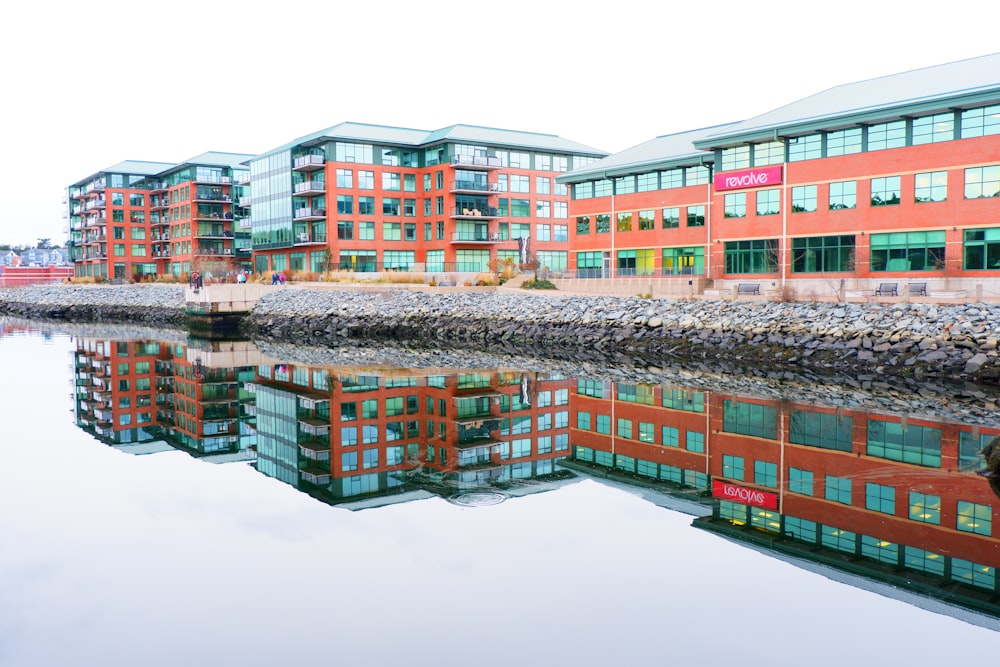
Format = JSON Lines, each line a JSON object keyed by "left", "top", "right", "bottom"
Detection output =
{"left": 1, "top": 0, "right": 997, "bottom": 247}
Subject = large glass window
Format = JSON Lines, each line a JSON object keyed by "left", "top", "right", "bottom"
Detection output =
{"left": 686, "top": 205, "right": 705, "bottom": 227}
{"left": 724, "top": 193, "right": 746, "bottom": 218}
{"left": 912, "top": 112, "right": 954, "bottom": 145}
{"left": 791, "top": 236, "right": 855, "bottom": 273}
{"left": 865, "top": 483, "right": 895, "bottom": 514}
{"left": 825, "top": 476, "right": 852, "bottom": 505}
{"left": 756, "top": 189, "right": 780, "bottom": 216}
{"left": 789, "top": 409, "right": 852, "bottom": 450}
{"left": 788, "top": 468, "right": 814, "bottom": 496}
{"left": 637, "top": 173, "right": 658, "bottom": 192}
{"left": 724, "top": 239, "right": 777, "bottom": 274}
{"left": 909, "top": 491, "right": 941, "bottom": 524}
{"left": 914, "top": 171, "right": 947, "bottom": 203}
{"left": 638, "top": 210, "right": 655, "bottom": 231}
{"left": 787, "top": 134, "right": 822, "bottom": 162}
{"left": 722, "top": 400, "right": 777, "bottom": 439}
{"left": 791, "top": 185, "right": 817, "bottom": 212}
{"left": 956, "top": 501, "right": 992, "bottom": 536}
{"left": 963, "top": 228, "right": 1000, "bottom": 270}
{"left": 662, "top": 247, "right": 704, "bottom": 276}
{"left": 661, "top": 168, "right": 684, "bottom": 189}
{"left": 829, "top": 181, "right": 856, "bottom": 210}
{"left": 722, "top": 454, "right": 744, "bottom": 481}
{"left": 867, "top": 120, "right": 906, "bottom": 151}
{"left": 961, "top": 104, "right": 1000, "bottom": 138}
{"left": 754, "top": 461, "right": 777, "bottom": 488}
{"left": 827, "top": 128, "right": 862, "bottom": 156}
{"left": 753, "top": 141, "right": 784, "bottom": 166}
{"left": 576, "top": 215, "right": 590, "bottom": 235}
{"left": 721, "top": 146, "right": 750, "bottom": 171}
{"left": 662, "top": 207, "right": 680, "bottom": 229}
{"left": 867, "top": 419, "right": 942, "bottom": 467}
{"left": 870, "top": 231, "right": 945, "bottom": 272}
{"left": 964, "top": 165, "right": 1000, "bottom": 199}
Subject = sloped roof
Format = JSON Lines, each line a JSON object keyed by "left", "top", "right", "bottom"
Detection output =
{"left": 558, "top": 123, "right": 738, "bottom": 183}
{"left": 69, "top": 160, "right": 176, "bottom": 187}
{"left": 697, "top": 52, "right": 1000, "bottom": 148}
{"left": 421, "top": 124, "right": 606, "bottom": 155}
{"left": 173, "top": 151, "right": 257, "bottom": 170}
{"left": 255, "top": 121, "right": 607, "bottom": 160}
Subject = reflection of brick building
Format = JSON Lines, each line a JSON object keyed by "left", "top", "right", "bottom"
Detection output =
{"left": 251, "top": 364, "right": 573, "bottom": 505}
{"left": 72, "top": 338, "right": 256, "bottom": 460}
{"left": 567, "top": 380, "right": 1000, "bottom": 611}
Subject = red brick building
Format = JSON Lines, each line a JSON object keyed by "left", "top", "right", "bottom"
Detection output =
{"left": 558, "top": 52, "right": 1000, "bottom": 299}
{"left": 246, "top": 123, "right": 606, "bottom": 278}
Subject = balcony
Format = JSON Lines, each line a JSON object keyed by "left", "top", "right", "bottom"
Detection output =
{"left": 298, "top": 419, "right": 330, "bottom": 437}
{"left": 194, "top": 192, "right": 233, "bottom": 203}
{"left": 85, "top": 180, "right": 106, "bottom": 193}
{"left": 451, "top": 231, "right": 503, "bottom": 244}
{"left": 238, "top": 196, "right": 251, "bottom": 207}
{"left": 150, "top": 181, "right": 168, "bottom": 193}
{"left": 294, "top": 180, "right": 326, "bottom": 196}
{"left": 293, "top": 207, "right": 326, "bottom": 221}
{"left": 450, "top": 180, "right": 501, "bottom": 194}
{"left": 194, "top": 175, "right": 232, "bottom": 185}
{"left": 451, "top": 206, "right": 500, "bottom": 219}
{"left": 85, "top": 199, "right": 106, "bottom": 211}
{"left": 151, "top": 200, "right": 169, "bottom": 210}
{"left": 294, "top": 232, "right": 327, "bottom": 246}
{"left": 450, "top": 155, "right": 502, "bottom": 170}
{"left": 292, "top": 154, "right": 325, "bottom": 171}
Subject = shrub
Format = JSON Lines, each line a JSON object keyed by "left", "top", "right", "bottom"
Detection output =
{"left": 522, "top": 279, "right": 557, "bottom": 290}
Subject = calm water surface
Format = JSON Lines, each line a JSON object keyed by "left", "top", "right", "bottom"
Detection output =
{"left": 1, "top": 325, "right": 998, "bottom": 667}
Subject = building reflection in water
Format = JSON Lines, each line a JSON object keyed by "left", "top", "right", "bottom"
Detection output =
{"left": 69, "top": 335, "right": 1000, "bottom": 618}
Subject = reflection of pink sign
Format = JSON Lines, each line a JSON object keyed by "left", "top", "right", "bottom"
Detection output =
{"left": 714, "top": 166, "right": 783, "bottom": 191}
{"left": 712, "top": 479, "right": 779, "bottom": 511}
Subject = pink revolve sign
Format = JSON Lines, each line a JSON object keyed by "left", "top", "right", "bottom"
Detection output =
{"left": 714, "top": 166, "right": 783, "bottom": 191}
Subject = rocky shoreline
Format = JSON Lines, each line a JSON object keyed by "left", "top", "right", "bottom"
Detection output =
{"left": 2, "top": 283, "right": 1000, "bottom": 387}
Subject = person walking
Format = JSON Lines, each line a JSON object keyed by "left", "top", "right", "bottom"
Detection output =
{"left": 271, "top": 271, "right": 278, "bottom": 285}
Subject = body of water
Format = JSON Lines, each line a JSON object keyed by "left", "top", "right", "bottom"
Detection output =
{"left": 1, "top": 323, "right": 998, "bottom": 666}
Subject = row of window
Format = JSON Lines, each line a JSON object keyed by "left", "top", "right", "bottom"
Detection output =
{"left": 721, "top": 503, "right": 997, "bottom": 591}
{"left": 322, "top": 169, "right": 573, "bottom": 196}
{"left": 722, "top": 166, "right": 1000, "bottom": 218}
{"left": 719, "top": 104, "right": 1000, "bottom": 170}
{"left": 569, "top": 229, "right": 1000, "bottom": 275}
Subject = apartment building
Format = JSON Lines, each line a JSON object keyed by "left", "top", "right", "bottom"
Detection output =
{"left": 67, "top": 153, "right": 254, "bottom": 280}
{"left": 558, "top": 52, "right": 1000, "bottom": 298}
{"left": 245, "top": 123, "right": 606, "bottom": 276}
{"left": 68, "top": 160, "right": 173, "bottom": 280}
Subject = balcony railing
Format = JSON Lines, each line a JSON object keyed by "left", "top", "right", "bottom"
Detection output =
{"left": 292, "top": 154, "right": 325, "bottom": 171}
{"left": 451, "top": 231, "right": 503, "bottom": 243}
{"left": 451, "top": 206, "right": 500, "bottom": 218}
{"left": 450, "top": 155, "right": 502, "bottom": 169}
{"left": 450, "top": 180, "right": 501, "bottom": 193}
{"left": 294, "top": 232, "right": 328, "bottom": 245}
{"left": 293, "top": 207, "right": 326, "bottom": 220}
{"left": 294, "top": 181, "right": 326, "bottom": 195}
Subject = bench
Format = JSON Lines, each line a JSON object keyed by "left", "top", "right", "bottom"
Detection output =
{"left": 737, "top": 283, "right": 760, "bottom": 296}
{"left": 908, "top": 282, "right": 927, "bottom": 296}
{"left": 874, "top": 282, "right": 898, "bottom": 296}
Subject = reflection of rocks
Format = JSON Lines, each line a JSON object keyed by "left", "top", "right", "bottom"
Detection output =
{"left": 977, "top": 436, "right": 1000, "bottom": 500}
{"left": 981, "top": 436, "right": 1000, "bottom": 478}
{"left": 5, "top": 284, "right": 1000, "bottom": 386}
